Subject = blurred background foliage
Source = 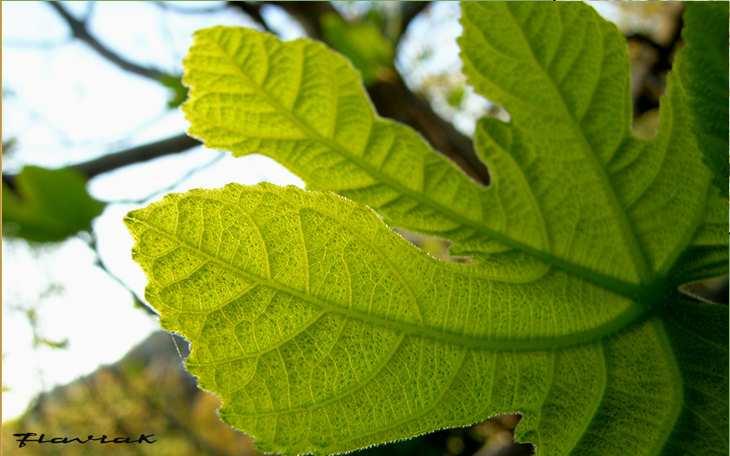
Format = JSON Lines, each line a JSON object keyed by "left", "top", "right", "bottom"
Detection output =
{"left": 3, "top": 166, "right": 104, "bottom": 243}
{"left": 2, "top": 2, "right": 724, "bottom": 455}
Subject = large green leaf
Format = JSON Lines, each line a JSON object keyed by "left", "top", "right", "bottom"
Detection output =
{"left": 180, "top": 21, "right": 633, "bottom": 291}
{"left": 126, "top": 184, "right": 726, "bottom": 455}
{"left": 3, "top": 166, "right": 104, "bottom": 243}
{"left": 128, "top": 2, "right": 728, "bottom": 455}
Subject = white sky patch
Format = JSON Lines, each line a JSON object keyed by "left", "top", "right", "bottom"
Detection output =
{"left": 2, "top": 1, "right": 301, "bottom": 421}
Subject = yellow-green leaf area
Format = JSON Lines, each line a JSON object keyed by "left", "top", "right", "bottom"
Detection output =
{"left": 126, "top": 184, "right": 726, "bottom": 455}
{"left": 128, "top": 2, "right": 728, "bottom": 455}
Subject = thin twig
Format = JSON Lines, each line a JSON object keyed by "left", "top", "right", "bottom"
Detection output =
{"left": 83, "top": 232, "right": 158, "bottom": 316}
{"left": 48, "top": 1, "right": 168, "bottom": 81}
{"left": 107, "top": 152, "right": 225, "bottom": 206}
{"left": 3, "top": 133, "right": 201, "bottom": 190}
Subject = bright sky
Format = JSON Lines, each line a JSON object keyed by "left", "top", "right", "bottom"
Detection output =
{"left": 1, "top": 1, "right": 307, "bottom": 421}
{"left": 2, "top": 1, "right": 630, "bottom": 422}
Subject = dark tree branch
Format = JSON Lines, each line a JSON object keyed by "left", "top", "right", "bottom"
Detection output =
{"left": 368, "top": 75, "right": 489, "bottom": 183}
{"left": 266, "top": 1, "right": 337, "bottom": 39}
{"left": 3, "top": 172, "right": 18, "bottom": 191}
{"left": 48, "top": 1, "right": 168, "bottom": 80}
{"left": 225, "top": 1, "right": 270, "bottom": 31}
{"left": 400, "top": 2, "right": 431, "bottom": 36}
{"left": 2, "top": 133, "right": 200, "bottom": 189}
{"left": 627, "top": 10, "right": 684, "bottom": 116}
{"left": 74, "top": 134, "right": 200, "bottom": 179}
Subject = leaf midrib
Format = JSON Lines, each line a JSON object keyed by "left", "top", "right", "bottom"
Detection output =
{"left": 192, "top": 31, "right": 644, "bottom": 301}
{"left": 129, "top": 215, "right": 650, "bottom": 351}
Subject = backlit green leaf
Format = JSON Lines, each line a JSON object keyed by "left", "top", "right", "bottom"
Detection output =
{"left": 128, "top": 2, "right": 728, "bottom": 455}
{"left": 126, "top": 183, "right": 726, "bottom": 455}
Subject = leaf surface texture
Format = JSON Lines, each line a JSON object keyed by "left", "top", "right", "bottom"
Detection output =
{"left": 128, "top": 3, "right": 728, "bottom": 455}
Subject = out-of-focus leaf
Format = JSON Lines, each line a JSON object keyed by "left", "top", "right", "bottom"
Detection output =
{"left": 3, "top": 166, "right": 104, "bottom": 243}
{"left": 321, "top": 12, "right": 394, "bottom": 84}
